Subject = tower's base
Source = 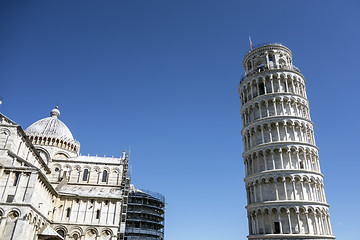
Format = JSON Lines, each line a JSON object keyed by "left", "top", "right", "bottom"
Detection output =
{"left": 248, "top": 234, "right": 336, "bottom": 240}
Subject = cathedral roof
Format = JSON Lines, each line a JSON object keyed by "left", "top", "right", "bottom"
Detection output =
{"left": 25, "top": 107, "right": 74, "bottom": 141}
{"left": 25, "top": 107, "right": 80, "bottom": 154}
{"left": 57, "top": 185, "right": 123, "bottom": 199}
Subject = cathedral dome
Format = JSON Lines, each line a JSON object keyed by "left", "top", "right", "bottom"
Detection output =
{"left": 26, "top": 107, "right": 74, "bottom": 141}
{"left": 25, "top": 107, "right": 80, "bottom": 153}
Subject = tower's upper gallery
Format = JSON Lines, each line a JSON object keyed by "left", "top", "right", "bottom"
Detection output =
{"left": 25, "top": 107, "right": 80, "bottom": 153}
{"left": 242, "top": 43, "right": 294, "bottom": 76}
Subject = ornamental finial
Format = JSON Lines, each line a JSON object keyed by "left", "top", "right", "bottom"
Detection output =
{"left": 50, "top": 107, "right": 60, "bottom": 118}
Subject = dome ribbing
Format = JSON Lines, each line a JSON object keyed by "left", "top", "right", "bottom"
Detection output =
{"left": 25, "top": 107, "right": 80, "bottom": 153}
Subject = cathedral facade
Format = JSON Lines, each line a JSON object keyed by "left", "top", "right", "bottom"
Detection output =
{"left": 0, "top": 108, "right": 131, "bottom": 240}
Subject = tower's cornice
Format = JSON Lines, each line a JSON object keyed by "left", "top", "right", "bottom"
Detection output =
{"left": 245, "top": 200, "right": 330, "bottom": 210}
{"left": 240, "top": 92, "right": 309, "bottom": 112}
{"left": 242, "top": 141, "right": 319, "bottom": 157}
{"left": 239, "top": 67, "right": 305, "bottom": 89}
{"left": 243, "top": 43, "right": 292, "bottom": 67}
{"left": 241, "top": 116, "right": 314, "bottom": 136}
{"left": 243, "top": 169, "right": 324, "bottom": 182}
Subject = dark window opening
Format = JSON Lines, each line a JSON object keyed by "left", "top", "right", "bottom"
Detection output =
{"left": 57, "top": 230, "right": 65, "bottom": 237}
{"left": 83, "top": 169, "right": 89, "bottom": 181}
{"left": 13, "top": 172, "right": 20, "bottom": 186}
{"left": 274, "top": 222, "right": 280, "bottom": 234}
{"left": 300, "top": 161, "right": 304, "bottom": 169}
{"left": 102, "top": 170, "right": 108, "bottom": 183}
{"left": 96, "top": 210, "right": 100, "bottom": 219}
{"left": 6, "top": 195, "right": 14, "bottom": 203}
{"left": 66, "top": 208, "right": 71, "bottom": 218}
{"left": 257, "top": 64, "right": 265, "bottom": 72}
{"left": 259, "top": 83, "right": 265, "bottom": 95}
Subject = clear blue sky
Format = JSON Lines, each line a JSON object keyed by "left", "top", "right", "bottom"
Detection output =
{"left": 1, "top": 1, "right": 359, "bottom": 239}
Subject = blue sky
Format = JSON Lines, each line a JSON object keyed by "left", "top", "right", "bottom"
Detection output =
{"left": 1, "top": 1, "right": 359, "bottom": 239}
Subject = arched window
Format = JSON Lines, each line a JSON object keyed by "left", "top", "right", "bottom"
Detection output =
{"left": 3, "top": 211, "right": 19, "bottom": 237}
{"left": 102, "top": 230, "right": 111, "bottom": 239}
{"left": 87, "top": 229, "right": 97, "bottom": 238}
{"left": 279, "top": 59, "right": 286, "bottom": 68}
{"left": 102, "top": 170, "right": 108, "bottom": 183}
{"left": 57, "top": 230, "right": 65, "bottom": 237}
{"left": 72, "top": 233, "right": 80, "bottom": 240}
{"left": 83, "top": 169, "right": 89, "bottom": 181}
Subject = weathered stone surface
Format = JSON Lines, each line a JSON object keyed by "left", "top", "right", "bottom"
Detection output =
{"left": 0, "top": 109, "right": 130, "bottom": 240}
{"left": 239, "top": 43, "right": 335, "bottom": 239}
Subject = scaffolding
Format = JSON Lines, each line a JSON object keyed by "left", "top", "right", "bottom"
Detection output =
{"left": 125, "top": 186, "right": 165, "bottom": 240}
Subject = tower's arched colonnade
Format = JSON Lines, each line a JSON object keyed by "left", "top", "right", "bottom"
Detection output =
{"left": 239, "top": 43, "right": 335, "bottom": 240}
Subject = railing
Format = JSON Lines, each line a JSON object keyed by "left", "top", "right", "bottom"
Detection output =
{"left": 293, "top": 65, "right": 301, "bottom": 73}
{"left": 128, "top": 201, "right": 165, "bottom": 209}
{"left": 139, "top": 189, "right": 165, "bottom": 203}
{"left": 125, "top": 227, "right": 164, "bottom": 237}
{"left": 239, "top": 65, "right": 301, "bottom": 85}
{"left": 128, "top": 208, "right": 165, "bottom": 216}
{"left": 240, "top": 73, "right": 247, "bottom": 83}
{"left": 244, "top": 42, "right": 287, "bottom": 57}
{"left": 127, "top": 218, "right": 164, "bottom": 226}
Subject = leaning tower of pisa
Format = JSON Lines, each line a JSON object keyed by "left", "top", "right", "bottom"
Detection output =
{"left": 239, "top": 43, "right": 335, "bottom": 239}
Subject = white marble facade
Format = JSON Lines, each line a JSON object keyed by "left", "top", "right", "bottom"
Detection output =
{"left": 0, "top": 108, "right": 130, "bottom": 240}
{"left": 239, "top": 43, "right": 335, "bottom": 240}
